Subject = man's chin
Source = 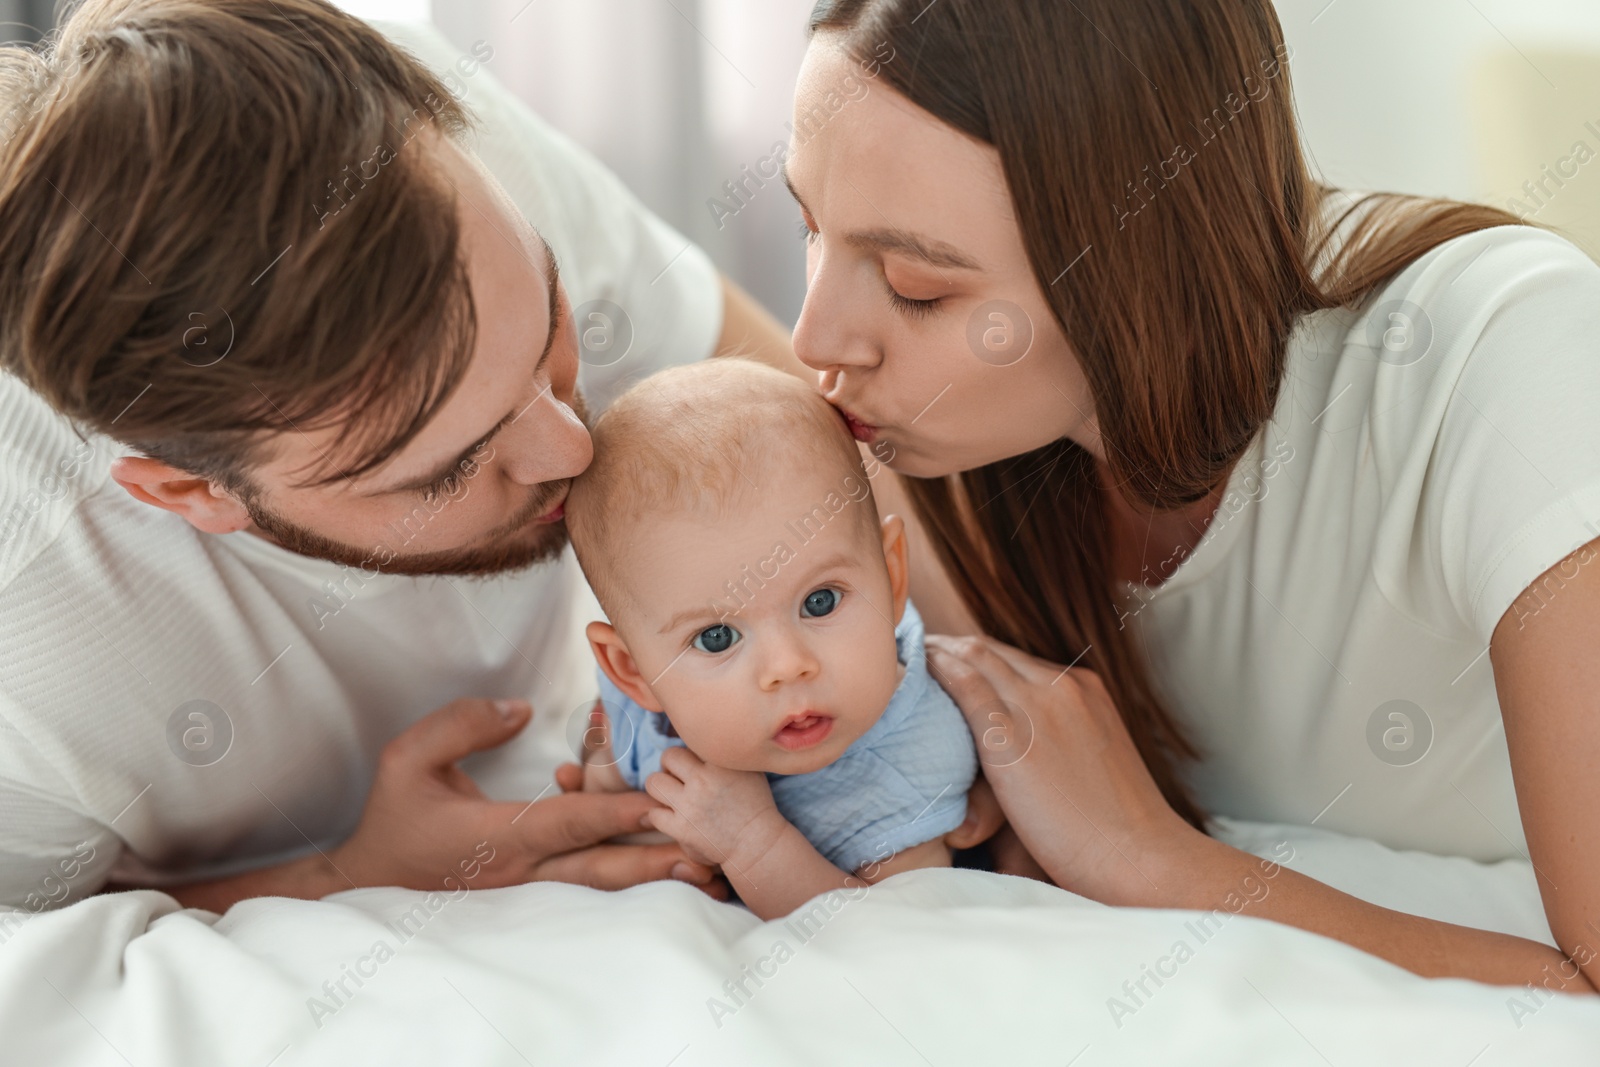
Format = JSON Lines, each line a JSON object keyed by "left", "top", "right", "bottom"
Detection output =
{"left": 241, "top": 503, "right": 570, "bottom": 578}
{"left": 375, "top": 521, "right": 569, "bottom": 577}
{"left": 384, "top": 521, "right": 572, "bottom": 579}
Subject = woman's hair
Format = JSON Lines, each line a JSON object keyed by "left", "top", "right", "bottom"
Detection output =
{"left": 809, "top": 0, "right": 1525, "bottom": 828}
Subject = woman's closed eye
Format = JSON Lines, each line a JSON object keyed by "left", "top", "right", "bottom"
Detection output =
{"left": 885, "top": 286, "right": 942, "bottom": 319}
{"left": 692, "top": 623, "right": 741, "bottom": 654}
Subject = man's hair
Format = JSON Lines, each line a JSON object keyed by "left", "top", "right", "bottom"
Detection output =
{"left": 566, "top": 358, "right": 878, "bottom": 618}
{"left": 0, "top": 0, "right": 480, "bottom": 496}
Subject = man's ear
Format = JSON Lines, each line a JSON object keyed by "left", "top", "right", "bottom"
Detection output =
{"left": 109, "top": 456, "right": 253, "bottom": 535}
{"left": 880, "top": 512, "right": 910, "bottom": 627}
{"left": 585, "top": 620, "right": 665, "bottom": 712}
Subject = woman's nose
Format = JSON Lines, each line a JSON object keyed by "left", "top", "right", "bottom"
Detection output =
{"left": 793, "top": 250, "right": 880, "bottom": 375}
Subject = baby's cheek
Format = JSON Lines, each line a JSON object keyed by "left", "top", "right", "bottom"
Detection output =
{"left": 666, "top": 692, "right": 766, "bottom": 771}
{"left": 682, "top": 727, "right": 753, "bottom": 770}
{"left": 843, "top": 643, "right": 902, "bottom": 735}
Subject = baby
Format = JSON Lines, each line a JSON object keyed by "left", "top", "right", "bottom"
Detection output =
{"left": 565, "top": 359, "right": 979, "bottom": 919}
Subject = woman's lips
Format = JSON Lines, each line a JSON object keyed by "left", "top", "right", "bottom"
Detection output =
{"left": 773, "top": 713, "right": 834, "bottom": 751}
{"left": 838, "top": 409, "right": 878, "bottom": 444}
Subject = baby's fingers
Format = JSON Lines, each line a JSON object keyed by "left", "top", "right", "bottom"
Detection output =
{"left": 643, "top": 809, "right": 718, "bottom": 866}
{"left": 659, "top": 746, "right": 704, "bottom": 777}
{"left": 644, "top": 768, "right": 685, "bottom": 808}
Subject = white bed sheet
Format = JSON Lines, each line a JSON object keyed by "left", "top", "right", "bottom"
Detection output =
{"left": 0, "top": 818, "right": 1594, "bottom": 1066}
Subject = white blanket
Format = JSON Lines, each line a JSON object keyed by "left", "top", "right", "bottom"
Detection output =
{"left": 1, "top": 818, "right": 1594, "bottom": 1066}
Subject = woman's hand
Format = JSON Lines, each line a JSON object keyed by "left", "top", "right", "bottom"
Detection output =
{"left": 925, "top": 633, "right": 1200, "bottom": 906}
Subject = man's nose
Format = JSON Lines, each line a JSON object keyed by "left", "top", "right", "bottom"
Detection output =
{"left": 497, "top": 389, "right": 593, "bottom": 486}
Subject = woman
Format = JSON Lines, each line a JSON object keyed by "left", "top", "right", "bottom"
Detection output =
{"left": 788, "top": 0, "right": 1600, "bottom": 990}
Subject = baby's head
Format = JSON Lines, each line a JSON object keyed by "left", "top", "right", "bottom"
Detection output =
{"left": 567, "top": 359, "right": 908, "bottom": 776}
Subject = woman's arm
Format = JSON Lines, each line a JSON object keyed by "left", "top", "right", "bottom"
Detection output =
{"left": 1138, "top": 832, "right": 1592, "bottom": 991}
{"left": 924, "top": 536, "right": 1600, "bottom": 992}
{"left": 1487, "top": 537, "right": 1600, "bottom": 989}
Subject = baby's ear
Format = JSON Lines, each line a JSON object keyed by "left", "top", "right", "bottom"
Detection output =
{"left": 586, "top": 620, "right": 665, "bottom": 711}
{"left": 879, "top": 513, "right": 910, "bottom": 626}
{"left": 943, "top": 779, "right": 1005, "bottom": 850}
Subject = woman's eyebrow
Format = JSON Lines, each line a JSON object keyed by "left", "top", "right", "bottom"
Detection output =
{"left": 781, "top": 162, "right": 981, "bottom": 271}
{"left": 846, "top": 228, "right": 982, "bottom": 271}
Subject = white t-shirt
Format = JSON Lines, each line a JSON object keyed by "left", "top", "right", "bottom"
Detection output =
{"left": 1127, "top": 215, "right": 1600, "bottom": 862}
{"left": 0, "top": 22, "right": 722, "bottom": 910}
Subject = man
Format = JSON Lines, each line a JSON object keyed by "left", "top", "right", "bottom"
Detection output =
{"left": 0, "top": 0, "right": 796, "bottom": 913}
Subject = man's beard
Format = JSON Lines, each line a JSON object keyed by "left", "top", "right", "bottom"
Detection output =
{"left": 242, "top": 481, "right": 572, "bottom": 578}
{"left": 238, "top": 390, "right": 588, "bottom": 578}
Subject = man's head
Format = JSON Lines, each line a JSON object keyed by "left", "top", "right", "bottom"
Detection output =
{"left": 0, "top": 0, "right": 588, "bottom": 575}
{"left": 567, "top": 359, "right": 909, "bottom": 777}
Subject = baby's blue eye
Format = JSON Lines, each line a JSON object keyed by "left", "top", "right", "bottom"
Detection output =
{"left": 802, "top": 588, "right": 839, "bottom": 618}
{"left": 692, "top": 624, "right": 740, "bottom": 654}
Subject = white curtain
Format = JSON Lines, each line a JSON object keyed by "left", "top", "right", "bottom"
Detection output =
{"left": 10, "top": 0, "right": 816, "bottom": 322}
{"left": 432, "top": 0, "right": 817, "bottom": 326}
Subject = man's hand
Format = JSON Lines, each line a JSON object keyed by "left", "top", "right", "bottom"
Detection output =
{"left": 557, "top": 702, "right": 673, "bottom": 846}
{"left": 156, "top": 697, "right": 720, "bottom": 914}
{"left": 330, "top": 697, "right": 716, "bottom": 891}
{"left": 643, "top": 747, "right": 787, "bottom": 872}
{"left": 566, "top": 702, "right": 630, "bottom": 795}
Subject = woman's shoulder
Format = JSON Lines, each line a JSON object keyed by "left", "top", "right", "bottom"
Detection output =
{"left": 1292, "top": 209, "right": 1597, "bottom": 390}
{"left": 1281, "top": 206, "right": 1600, "bottom": 643}
{"left": 1321, "top": 184, "right": 1597, "bottom": 316}
{"left": 1395, "top": 221, "right": 1595, "bottom": 300}
{"left": 1362, "top": 222, "right": 1596, "bottom": 389}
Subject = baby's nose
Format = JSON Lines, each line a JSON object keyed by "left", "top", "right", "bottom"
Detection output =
{"left": 757, "top": 631, "right": 821, "bottom": 690}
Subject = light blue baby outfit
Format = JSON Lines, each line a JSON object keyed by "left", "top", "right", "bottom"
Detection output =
{"left": 597, "top": 600, "right": 979, "bottom": 874}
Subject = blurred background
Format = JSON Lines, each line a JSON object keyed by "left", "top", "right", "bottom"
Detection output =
{"left": 4, "top": 0, "right": 1598, "bottom": 326}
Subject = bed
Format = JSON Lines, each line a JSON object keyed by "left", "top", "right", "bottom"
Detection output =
{"left": 1, "top": 814, "right": 1594, "bottom": 1065}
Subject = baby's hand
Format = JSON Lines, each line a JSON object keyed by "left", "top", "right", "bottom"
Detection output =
{"left": 644, "top": 747, "right": 787, "bottom": 871}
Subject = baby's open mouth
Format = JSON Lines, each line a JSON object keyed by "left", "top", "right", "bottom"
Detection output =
{"left": 773, "top": 713, "right": 834, "bottom": 751}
